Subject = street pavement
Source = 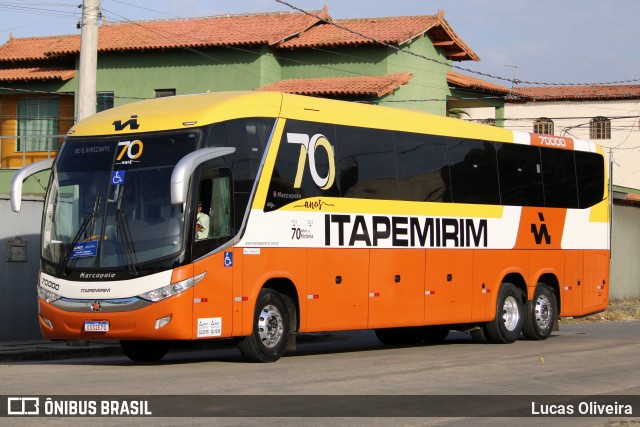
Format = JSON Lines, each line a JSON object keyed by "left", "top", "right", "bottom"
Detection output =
{"left": 0, "top": 339, "right": 122, "bottom": 362}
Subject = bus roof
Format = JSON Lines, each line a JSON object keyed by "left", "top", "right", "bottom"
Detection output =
{"left": 69, "top": 90, "right": 515, "bottom": 143}
{"left": 68, "top": 91, "right": 598, "bottom": 154}
{"left": 69, "top": 91, "right": 284, "bottom": 136}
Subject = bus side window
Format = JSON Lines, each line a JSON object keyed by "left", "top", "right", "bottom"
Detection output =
{"left": 209, "top": 175, "right": 232, "bottom": 239}
{"left": 394, "top": 131, "right": 450, "bottom": 202}
{"left": 448, "top": 138, "right": 500, "bottom": 205}
{"left": 497, "top": 143, "right": 544, "bottom": 207}
{"left": 540, "top": 147, "right": 578, "bottom": 208}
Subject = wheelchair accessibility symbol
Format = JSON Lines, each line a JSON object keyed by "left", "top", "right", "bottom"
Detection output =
{"left": 224, "top": 251, "right": 233, "bottom": 267}
{"left": 111, "top": 170, "right": 125, "bottom": 185}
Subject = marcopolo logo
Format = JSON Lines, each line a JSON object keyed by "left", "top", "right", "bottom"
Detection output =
{"left": 112, "top": 115, "right": 140, "bottom": 131}
{"left": 286, "top": 133, "right": 336, "bottom": 190}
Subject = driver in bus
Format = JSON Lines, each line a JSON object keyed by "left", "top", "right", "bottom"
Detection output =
{"left": 195, "top": 202, "right": 209, "bottom": 240}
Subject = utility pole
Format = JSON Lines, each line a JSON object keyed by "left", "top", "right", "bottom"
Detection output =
{"left": 76, "top": 0, "right": 99, "bottom": 121}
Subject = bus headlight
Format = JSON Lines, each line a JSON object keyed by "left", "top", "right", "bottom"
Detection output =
{"left": 38, "top": 286, "right": 61, "bottom": 304}
{"left": 138, "top": 277, "right": 195, "bottom": 302}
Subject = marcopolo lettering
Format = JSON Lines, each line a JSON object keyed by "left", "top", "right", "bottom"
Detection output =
{"left": 79, "top": 272, "right": 116, "bottom": 280}
{"left": 324, "top": 214, "right": 488, "bottom": 248}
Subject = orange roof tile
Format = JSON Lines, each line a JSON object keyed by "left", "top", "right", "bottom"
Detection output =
{"left": 447, "top": 71, "right": 513, "bottom": 95}
{"left": 0, "top": 9, "right": 479, "bottom": 63}
{"left": 255, "top": 72, "right": 413, "bottom": 97}
{"left": 0, "top": 10, "right": 328, "bottom": 60}
{"left": 0, "top": 66, "right": 75, "bottom": 81}
{"left": 0, "top": 35, "right": 77, "bottom": 62}
{"left": 513, "top": 85, "right": 640, "bottom": 101}
{"left": 277, "top": 12, "right": 478, "bottom": 61}
{"left": 53, "top": 10, "right": 329, "bottom": 56}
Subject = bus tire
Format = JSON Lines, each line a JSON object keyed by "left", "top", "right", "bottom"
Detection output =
{"left": 120, "top": 340, "right": 169, "bottom": 363}
{"left": 522, "top": 284, "right": 557, "bottom": 340}
{"left": 485, "top": 283, "right": 524, "bottom": 344}
{"left": 238, "top": 289, "right": 289, "bottom": 363}
{"left": 421, "top": 326, "right": 449, "bottom": 343}
{"left": 375, "top": 327, "right": 423, "bottom": 346}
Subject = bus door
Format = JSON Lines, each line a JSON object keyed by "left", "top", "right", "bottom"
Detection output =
{"left": 562, "top": 250, "right": 583, "bottom": 316}
{"left": 583, "top": 252, "right": 608, "bottom": 311}
{"left": 368, "top": 249, "right": 425, "bottom": 328}
{"left": 192, "top": 168, "right": 235, "bottom": 339}
{"left": 305, "top": 249, "right": 369, "bottom": 332}
{"left": 425, "top": 250, "right": 474, "bottom": 324}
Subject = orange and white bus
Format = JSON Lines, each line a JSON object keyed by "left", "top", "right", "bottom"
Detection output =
{"left": 11, "top": 91, "right": 609, "bottom": 362}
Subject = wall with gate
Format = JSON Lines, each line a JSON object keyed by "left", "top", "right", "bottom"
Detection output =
{"left": 610, "top": 204, "right": 640, "bottom": 299}
{"left": 0, "top": 196, "right": 43, "bottom": 340}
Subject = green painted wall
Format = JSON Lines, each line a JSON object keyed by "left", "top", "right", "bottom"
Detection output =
{"left": 276, "top": 37, "right": 451, "bottom": 115}
{"left": 0, "top": 169, "right": 49, "bottom": 195}
{"left": 382, "top": 36, "right": 451, "bottom": 115}
{"left": 96, "top": 47, "right": 275, "bottom": 105}
{"left": 278, "top": 45, "right": 389, "bottom": 79}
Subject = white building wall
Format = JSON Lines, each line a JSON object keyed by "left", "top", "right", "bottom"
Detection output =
{"left": 611, "top": 204, "right": 640, "bottom": 299}
{"left": 466, "top": 99, "right": 640, "bottom": 190}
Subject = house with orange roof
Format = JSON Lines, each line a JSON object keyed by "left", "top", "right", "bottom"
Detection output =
{"left": 0, "top": 7, "right": 502, "bottom": 171}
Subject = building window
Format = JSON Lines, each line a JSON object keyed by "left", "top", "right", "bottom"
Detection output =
{"left": 590, "top": 116, "right": 611, "bottom": 140}
{"left": 533, "top": 117, "right": 554, "bottom": 135}
{"left": 155, "top": 89, "right": 176, "bottom": 98}
{"left": 17, "top": 97, "right": 60, "bottom": 152}
{"left": 97, "top": 92, "right": 114, "bottom": 112}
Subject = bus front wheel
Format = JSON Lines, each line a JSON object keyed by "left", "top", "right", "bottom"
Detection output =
{"left": 522, "top": 284, "right": 557, "bottom": 340}
{"left": 238, "top": 289, "right": 290, "bottom": 362}
{"left": 485, "top": 283, "right": 524, "bottom": 344}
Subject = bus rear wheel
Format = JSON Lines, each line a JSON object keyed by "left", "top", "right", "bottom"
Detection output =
{"left": 238, "top": 289, "right": 289, "bottom": 363}
{"left": 485, "top": 283, "right": 524, "bottom": 344}
{"left": 522, "top": 284, "right": 557, "bottom": 340}
{"left": 120, "top": 340, "right": 169, "bottom": 363}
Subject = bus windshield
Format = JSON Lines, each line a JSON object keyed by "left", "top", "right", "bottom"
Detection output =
{"left": 42, "top": 130, "right": 199, "bottom": 271}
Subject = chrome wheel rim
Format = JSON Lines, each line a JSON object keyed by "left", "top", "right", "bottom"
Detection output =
{"left": 502, "top": 296, "right": 520, "bottom": 331}
{"left": 535, "top": 294, "right": 552, "bottom": 330}
{"left": 258, "top": 304, "right": 284, "bottom": 348}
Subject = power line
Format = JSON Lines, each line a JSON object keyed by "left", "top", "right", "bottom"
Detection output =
{"left": 0, "top": 2, "right": 78, "bottom": 18}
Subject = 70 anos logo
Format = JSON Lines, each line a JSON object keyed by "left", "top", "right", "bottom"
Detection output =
{"left": 115, "top": 140, "right": 144, "bottom": 165}
{"left": 287, "top": 133, "right": 336, "bottom": 190}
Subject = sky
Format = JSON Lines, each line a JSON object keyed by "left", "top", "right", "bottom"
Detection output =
{"left": 0, "top": 0, "right": 638, "bottom": 87}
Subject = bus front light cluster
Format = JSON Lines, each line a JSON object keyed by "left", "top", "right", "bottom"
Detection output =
{"left": 41, "top": 315, "right": 54, "bottom": 330}
{"left": 155, "top": 316, "right": 172, "bottom": 330}
{"left": 38, "top": 286, "right": 61, "bottom": 304}
{"left": 138, "top": 277, "right": 195, "bottom": 302}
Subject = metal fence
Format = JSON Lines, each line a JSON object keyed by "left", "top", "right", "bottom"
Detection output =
{"left": 0, "top": 134, "right": 64, "bottom": 169}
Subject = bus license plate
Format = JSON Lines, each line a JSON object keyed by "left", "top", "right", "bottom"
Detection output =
{"left": 84, "top": 321, "right": 109, "bottom": 332}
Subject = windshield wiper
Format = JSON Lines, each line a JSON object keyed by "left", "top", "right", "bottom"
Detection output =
{"left": 59, "top": 190, "right": 102, "bottom": 276}
{"left": 115, "top": 185, "right": 138, "bottom": 276}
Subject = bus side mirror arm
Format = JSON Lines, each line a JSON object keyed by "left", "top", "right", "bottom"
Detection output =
{"left": 10, "top": 158, "right": 54, "bottom": 212}
{"left": 170, "top": 147, "right": 236, "bottom": 205}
